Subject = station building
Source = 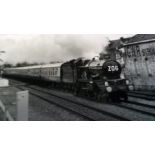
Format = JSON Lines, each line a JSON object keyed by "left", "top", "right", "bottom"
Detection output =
{"left": 115, "top": 34, "right": 155, "bottom": 90}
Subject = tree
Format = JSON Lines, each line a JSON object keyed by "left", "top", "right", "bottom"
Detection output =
{"left": 3, "top": 63, "right": 13, "bottom": 68}
{"left": 15, "top": 62, "right": 42, "bottom": 67}
{"left": 16, "top": 62, "right": 29, "bottom": 67}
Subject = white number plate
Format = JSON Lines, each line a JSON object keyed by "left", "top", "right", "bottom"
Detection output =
{"left": 108, "top": 66, "right": 119, "bottom": 72}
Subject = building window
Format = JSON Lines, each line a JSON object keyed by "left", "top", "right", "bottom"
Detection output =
{"left": 134, "top": 58, "right": 140, "bottom": 76}
{"left": 145, "top": 57, "right": 152, "bottom": 77}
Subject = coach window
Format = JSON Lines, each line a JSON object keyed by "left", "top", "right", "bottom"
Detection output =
{"left": 54, "top": 70, "right": 57, "bottom": 76}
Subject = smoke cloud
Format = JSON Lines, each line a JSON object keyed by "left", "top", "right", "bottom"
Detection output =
{"left": 0, "top": 34, "right": 132, "bottom": 65}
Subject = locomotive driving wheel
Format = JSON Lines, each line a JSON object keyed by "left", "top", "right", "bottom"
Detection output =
{"left": 120, "top": 92, "right": 128, "bottom": 101}
{"left": 109, "top": 92, "right": 120, "bottom": 103}
{"left": 102, "top": 94, "right": 109, "bottom": 103}
{"left": 96, "top": 92, "right": 109, "bottom": 103}
{"left": 96, "top": 93, "right": 102, "bottom": 102}
{"left": 73, "top": 83, "right": 81, "bottom": 96}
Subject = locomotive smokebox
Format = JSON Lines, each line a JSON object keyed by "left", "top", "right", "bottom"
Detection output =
{"left": 102, "top": 60, "right": 122, "bottom": 79}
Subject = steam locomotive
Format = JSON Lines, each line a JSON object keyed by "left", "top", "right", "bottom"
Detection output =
{"left": 62, "top": 54, "right": 133, "bottom": 101}
{"left": 3, "top": 54, "right": 133, "bottom": 102}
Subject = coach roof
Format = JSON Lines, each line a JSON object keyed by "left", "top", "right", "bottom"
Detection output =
{"left": 40, "top": 63, "right": 63, "bottom": 68}
{"left": 4, "top": 63, "right": 63, "bottom": 70}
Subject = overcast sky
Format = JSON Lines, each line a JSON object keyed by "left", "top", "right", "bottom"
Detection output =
{"left": 0, "top": 34, "right": 134, "bottom": 64}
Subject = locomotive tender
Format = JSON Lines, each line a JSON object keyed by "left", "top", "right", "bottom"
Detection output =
{"left": 3, "top": 55, "right": 133, "bottom": 102}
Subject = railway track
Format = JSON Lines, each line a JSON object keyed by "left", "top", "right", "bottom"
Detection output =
{"left": 10, "top": 80, "right": 128, "bottom": 121}
{"left": 29, "top": 86, "right": 155, "bottom": 119}
{"left": 9, "top": 79, "right": 155, "bottom": 121}
{"left": 117, "top": 101, "right": 155, "bottom": 117}
{"left": 128, "top": 91, "right": 155, "bottom": 100}
{"left": 118, "top": 90, "right": 155, "bottom": 117}
{"left": 30, "top": 84, "right": 155, "bottom": 120}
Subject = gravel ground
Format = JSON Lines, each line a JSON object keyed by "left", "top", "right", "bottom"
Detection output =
{"left": 28, "top": 93, "right": 88, "bottom": 121}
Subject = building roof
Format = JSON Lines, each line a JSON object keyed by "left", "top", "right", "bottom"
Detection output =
{"left": 108, "top": 34, "right": 155, "bottom": 48}
{"left": 127, "top": 34, "right": 155, "bottom": 43}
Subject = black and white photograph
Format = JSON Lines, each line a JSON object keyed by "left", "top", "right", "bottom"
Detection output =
{"left": 1, "top": 1, "right": 155, "bottom": 155}
{"left": 0, "top": 34, "right": 155, "bottom": 121}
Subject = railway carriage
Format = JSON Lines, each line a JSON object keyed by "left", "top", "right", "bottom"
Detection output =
{"left": 3, "top": 67, "right": 27, "bottom": 77}
{"left": 27, "top": 66, "right": 42, "bottom": 78}
{"left": 4, "top": 66, "right": 42, "bottom": 80}
{"left": 40, "top": 63, "right": 62, "bottom": 82}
